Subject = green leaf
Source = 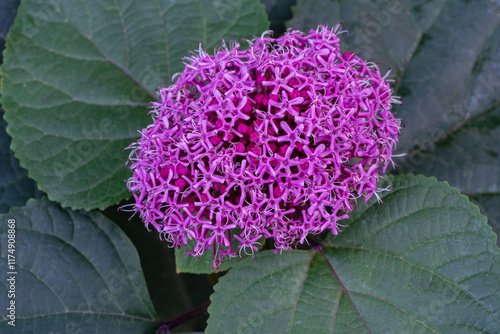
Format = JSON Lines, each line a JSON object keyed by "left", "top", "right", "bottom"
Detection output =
{"left": 206, "top": 175, "right": 500, "bottom": 333}
{"left": 0, "top": 198, "right": 157, "bottom": 333}
{"left": 0, "top": 0, "right": 269, "bottom": 210}
{"left": 398, "top": 105, "right": 500, "bottom": 195}
{"left": 393, "top": 3, "right": 500, "bottom": 154}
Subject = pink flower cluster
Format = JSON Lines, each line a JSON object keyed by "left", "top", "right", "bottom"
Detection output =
{"left": 126, "top": 25, "right": 401, "bottom": 268}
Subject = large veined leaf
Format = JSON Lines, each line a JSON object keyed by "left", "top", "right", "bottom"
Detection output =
{"left": 0, "top": 0, "right": 269, "bottom": 210}
{"left": 0, "top": 198, "right": 158, "bottom": 333}
{"left": 288, "top": 0, "right": 500, "bottom": 239}
{"left": 206, "top": 175, "right": 500, "bottom": 333}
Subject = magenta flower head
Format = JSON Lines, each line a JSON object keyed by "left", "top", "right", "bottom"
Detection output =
{"left": 125, "top": 24, "right": 401, "bottom": 269}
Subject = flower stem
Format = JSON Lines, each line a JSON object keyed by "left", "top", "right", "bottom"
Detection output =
{"left": 156, "top": 300, "right": 211, "bottom": 333}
